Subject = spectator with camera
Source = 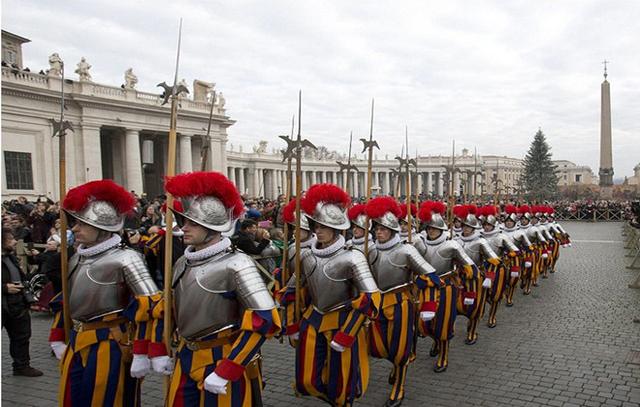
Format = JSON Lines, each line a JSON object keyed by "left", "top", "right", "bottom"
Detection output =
{"left": 1, "top": 229, "right": 43, "bottom": 377}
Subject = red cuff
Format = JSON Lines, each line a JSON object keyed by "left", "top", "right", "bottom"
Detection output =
{"left": 148, "top": 342, "right": 168, "bottom": 357}
{"left": 215, "top": 359, "right": 246, "bottom": 381}
{"left": 510, "top": 266, "right": 521, "bottom": 272}
{"left": 49, "top": 328, "right": 65, "bottom": 342}
{"left": 333, "top": 331, "right": 355, "bottom": 348}
{"left": 486, "top": 271, "right": 496, "bottom": 280}
{"left": 463, "top": 291, "right": 477, "bottom": 299}
{"left": 285, "top": 323, "right": 299, "bottom": 335}
{"left": 133, "top": 339, "right": 150, "bottom": 355}
{"left": 420, "top": 301, "right": 437, "bottom": 313}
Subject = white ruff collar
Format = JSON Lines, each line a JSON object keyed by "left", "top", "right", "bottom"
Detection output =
{"left": 300, "top": 235, "right": 317, "bottom": 249}
{"left": 351, "top": 233, "right": 373, "bottom": 246}
{"left": 425, "top": 232, "right": 447, "bottom": 245}
{"left": 519, "top": 224, "right": 531, "bottom": 230}
{"left": 312, "top": 235, "right": 345, "bottom": 257}
{"left": 184, "top": 237, "right": 231, "bottom": 262}
{"left": 460, "top": 231, "right": 479, "bottom": 242}
{"left": 77, "top": 234, "right": 121, "bottom": 257}
{"left": 376, "top": 234, "right": 401, "bottom": 250}
{"left": 502, "top": 225, "right": 517, "bottom": 233}
{"left": 482, "top": 229, "right": 499, "bottom": 238}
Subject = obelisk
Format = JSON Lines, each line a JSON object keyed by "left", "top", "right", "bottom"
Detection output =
{"left": 599, "top": 60, "right": 614, "bottom": 189}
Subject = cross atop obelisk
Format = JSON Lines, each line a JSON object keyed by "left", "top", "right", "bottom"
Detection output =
{"left": 599, "top": 60, "right": 614, "bottom": 190}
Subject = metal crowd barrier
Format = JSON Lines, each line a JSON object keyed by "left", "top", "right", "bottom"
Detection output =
{"left": 622, "top": 223, "right": 640, "bottom": 288}
{"left": 555, "top": 208, "right": 625, "bottom": 222}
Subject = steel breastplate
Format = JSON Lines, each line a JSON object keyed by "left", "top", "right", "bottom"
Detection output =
{"left": 303, "top": 248, "right": 358, "bottom": 313}
{"left": 174, "top": 251, "right": 241, "bottom": 340}
{"left": 68, "top": 248, "right": 131, "bottom": 322}
{"left": 371, "top": 244, "right": 414, "bottom": 292}
{"left": 424, "top": 241, "right": 454, "bottom": 275}
{"left": 459, "top": 238, "right": 483, "bottom": 265}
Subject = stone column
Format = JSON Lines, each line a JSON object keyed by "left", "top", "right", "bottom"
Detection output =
{"left": 238, "top": 168, "right": 246, "bottom": 195}
{"left": 426, "top": 171, "right": 432, "bottom": 195}
{"left": 178, "top": 134, "right": 193, "bottom": 173}
{"left": 80, "top": 124, "right": 102, "bottom": 182}
{"left": 228, "top": 167, "right": 236, "bottom": 185}
{"left": 437, "top": 172, "right": 444, "bottom": 196}
{"left": 454, "top": 171, "right": 461, "bottom": 196}
{"left": 416, "top": 172, "right": 423, "bottom": 196}
{"left": 123, "top": 128, "right": 143, "bottom": 194}
{"left": 271, "top": 169, "right": 278, "bottom": 199}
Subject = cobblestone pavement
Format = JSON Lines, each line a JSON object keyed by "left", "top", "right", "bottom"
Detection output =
{"left": 3, "top": 222, "right": 640, "bottom": 406}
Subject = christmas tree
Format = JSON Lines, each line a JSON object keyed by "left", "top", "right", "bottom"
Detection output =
{"left": 521, "top": 128, "right": 559, "bottom": 201}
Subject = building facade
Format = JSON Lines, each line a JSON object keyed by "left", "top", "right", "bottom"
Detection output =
{"left": 2, "top": 32, "right": 597, "bottom": 202}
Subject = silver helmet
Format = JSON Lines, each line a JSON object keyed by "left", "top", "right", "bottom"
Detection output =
{"left": 62, "top": 179, "right": 135, "bottom": 233}
{"left": 283, "top": 198, "right": 311, "bottom": 231}
{"left": 65, "top": 200, "right": 124, "bottom": 232}
{"left": 479, "top": 206, "right": 498, "bottom": 227}
{"left": 348, "top": 204, "right": 368, "bottom": 230}
{"left": 301, "top": 184, "right": 352, "bottom": 231}
{"left": 418, "top": 201, "right": 448, "bottom": 231}
{"left": 165, "top": 171, "right": 244, "bottom": 234}
{"left": 352, "top": 213, "right": 368, "bottom": 230}
{"left": 172, "top": 195, "right": 236, "bottom": 233}
{"left": 365, "top": 196, "right": 402, "bottom": 233}
{"left": 462, "top": 213, "right": 482, "bottom": 229}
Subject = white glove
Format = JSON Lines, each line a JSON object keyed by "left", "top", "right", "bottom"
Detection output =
{"left": 482, "top": 277, "right": 492, "bottom": 289}
{"left": 151, "top": 356, "right": 173, "bottom": 376}
{"left": 50, "top": 341, "right": 67, "bottom": 360}
{"left": 524, "top": 261, "right": 532, "bottom": 268}
{"left": 567, "top": 243, "right": 572, "bottom": 247}
{"left": 330, "top": 340, "right": 346, "bottom": 353}
{"left": 510, "top": 272, "right": 519, "bottom": 279}
{"left": 204, "top": 371, "right": 229, "bottom": 394}
{"left": 464, "top": 297, "right": 475, "bottom": 305}
{"left": 288, "top": 332, "right": 299, "bottom": 341}
{"left": 130, "top": 354, "right": 151, "bottom": 378}
{"left": 541, "top": 253, "right": 548, "bottom": 259}
{"left": 420, "top": 311, "right": 436, "bottom": 321}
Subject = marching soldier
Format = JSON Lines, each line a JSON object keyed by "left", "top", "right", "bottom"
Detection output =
{"left": 346, "top": 203, "right": 374, "bottom": 252}
{"left": 365, "top": 197, "right": 441, "bottom": 406}
{"left": 454, "top": 205, "right": 500, "bottom": 344}
{"left": 478, "top": 205, "right": 520, "bottom": 327}
{"left": 451, "top": 204, "right": 465, "bottom": 238}
{"left": 531, "top": 206, "right": 555, "bottom": 279}
{"left": 417, "top": 201, "right": 477, "bottom": 372}
{"left": 501, "top": 205, "right": 534, "bottom": 306}
{"left": 279, "top": 184, "right": 381, "bottom": 407}
{"left": 48, "top": 180, "right": 162, "bottom": 406}
{"left": 399, "top": 203, "right": 427, "bottom": 256}
{"left": 517, "top": 205, "right": 547, "bottom": 294}
{"left": 155, "top": 171, "right": 281, "bottom": 406}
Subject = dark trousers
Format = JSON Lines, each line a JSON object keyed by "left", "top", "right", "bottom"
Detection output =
{"left": 2, "top": 308, "right": 32, "bottom": 370}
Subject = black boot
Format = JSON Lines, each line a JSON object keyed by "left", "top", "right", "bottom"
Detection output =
{"left": 384, "top": 398, "right": 403, "bottom": 406}
{"left": 13, "top": 366, "right": 43, "bottom": 377}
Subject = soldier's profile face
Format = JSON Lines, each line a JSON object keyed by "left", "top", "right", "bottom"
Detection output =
{"left": 352, "top": 226, "right": 365, "bottom": 239}
{"left": 505, "top": 219, "right": 516, "bottom": 229}
{"left": 482, "top": 223, "right": 494, "bottom": 233}
{"left": 314, "top": 224, "right": 336, "bottom": 246}
{"left": 426, "top": 227, "right": 441, "bottom": 240}
{"left": 374, "top": 225, "right": 392, "bottom": 243}
{"left": 71, "top": 220, "right": 101, "bottom": 246}
{"left": 462, "top": 225, "right": 475, "bottom": 237}
{"left": 181, "top": 219, "right": 209, "bottom": 246}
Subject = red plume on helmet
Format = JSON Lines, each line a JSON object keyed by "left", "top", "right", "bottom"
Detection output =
{"left": 466, "top": 204, "right": 478, "bottom": 215}
{"left": 546, "top": 206, "right": 555, "bottom": 215}
{"left": 365, "top": 196, "right": 401, "bottom": 219}
{"left": 481, "top": 205, "right": 497, "bottom": 217}
{"left": 282, "top": 199, "right": 297, "bottom": 223}
{"left": 348, "top": 204, "right": 367, "bottom": 221}
{"left": 453, "top": 204, "right": 467, "bottom": 219}
{"left": 301, "top": 183, "right": 350, "bottom": 216}
{"left": 160, "top": 200, "right": 184, "bottom": 214}
{"left": 505, "top": 204, "right": 518, "bottom": 215}
{"left": 63, "top": 179, "right": 136, "bottom": 214}
{"left": 518, "top": 205, "right": 531, "bottom": 215}
{"left": 164, "top": 171, "right": 244, "bottom": 218}
{"left": 399, "top": 202, "right": 417, "bottom": 219}
{"left": 418, "top": 200, "right": 447, "bottom": 223}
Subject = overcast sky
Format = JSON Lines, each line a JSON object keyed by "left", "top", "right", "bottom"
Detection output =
{"left": 3, "top": 0, "right": 639, "bottom": 177}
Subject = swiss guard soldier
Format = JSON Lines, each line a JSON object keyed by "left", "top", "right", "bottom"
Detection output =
{"left": 346, "top": 203, "right": 375, "bottom": 252}
{"left": 454, "top": 205, "right": 500, "bottom": 345}
{"left": 48, "top": 180, "right": 162, "bottom": 406}
{"left": 478, "top": 205, "right": 519, "bottom": 327}
{"left": 399, "top": 202, "right": 427, "bottom": 256}
{"left": 451, "top": 204, "right": 465, "bottom": 238}
{"left": 531, "top": 206, "right": 555, "bottom": 279}
{"left": 417, "top": 201, "right": 476, "bottom": 372}
{"left": 279, "top": 183, "right": 381, "bottom": 407}
{"left": 539, "top": 206, "right": 562, "bottom": 273}
{"left": 517, "top": 205, "right": 547, "bottom": 294}
{"left": 157, "top": 171, "right": 281, "bottom": 406}
{"left": 500, "top": 205, "right": 534, "bottom": 306}
{"left": 365, "top": 197, "right": 441, "bottom": 406}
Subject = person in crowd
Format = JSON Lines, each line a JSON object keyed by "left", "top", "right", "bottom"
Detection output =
{"left": 2, "top": 229, "right": 43, "bottom": 377}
